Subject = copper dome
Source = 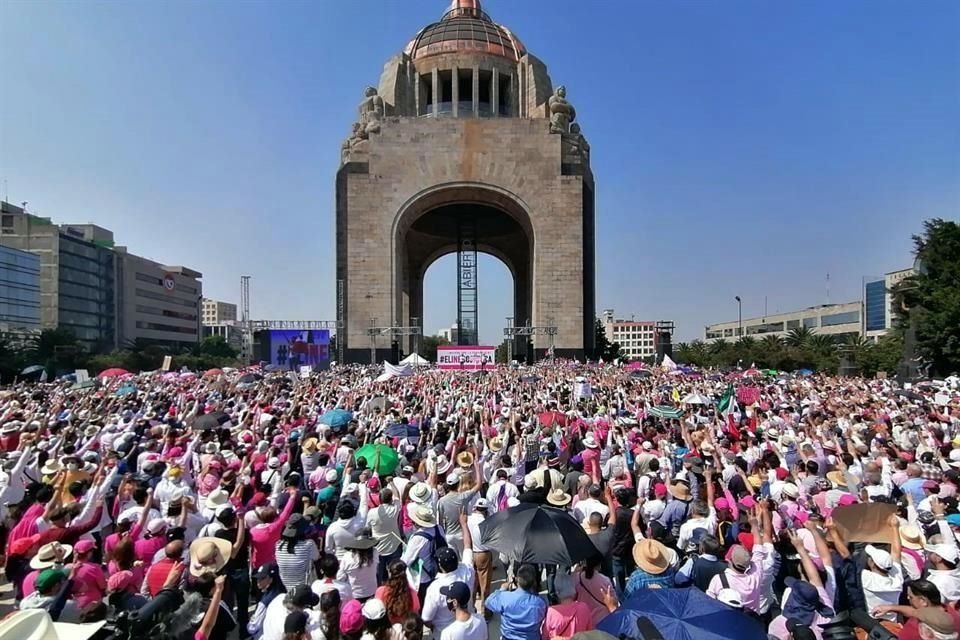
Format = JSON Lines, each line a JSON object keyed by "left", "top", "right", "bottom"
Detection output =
{"left": 405, "top": 0, "right": 526, "bottom": 62}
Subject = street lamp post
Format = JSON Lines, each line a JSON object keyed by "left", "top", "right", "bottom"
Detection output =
{"left": 735, "top": 296, "right": 743, "bottom": 338}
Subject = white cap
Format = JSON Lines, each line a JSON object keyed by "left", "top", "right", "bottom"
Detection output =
{"left": 642, "top": 441, "right": 653, "bottom": 451}
{"left": 717, "top": 588, "right": 743, "bottom": 608}
{"left": 361, "top": 598, "right": 387, "bottom": 620}
{"left": 325, "top": 469, "right": 338, "bottom": 483}
{"left": 865, "top": 544, "right": 893, "bottom": 570}
{"left": 925, "top": 543, "right": 959, "bottom": 564}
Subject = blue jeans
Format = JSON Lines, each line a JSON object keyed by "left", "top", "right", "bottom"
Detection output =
{"left": 377, "top": 546, "right": 403, "bottom": 585}
{"left": 611, "top": 556, "right": 629, "bottom": 595}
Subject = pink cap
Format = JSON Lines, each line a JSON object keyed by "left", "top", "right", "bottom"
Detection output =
{"left": 228, "top": 459, "right": 242, "bottom": 471}
{"left": 837, "top": 494, "right": 857, "bottom": 506}
{"left": 654, "top": 484, "right": 667, "bottom": 498}
{"left": 339, "top": 599, "right": 363, "bottom": 634}
{"left": 795, "top": 511, "right": 810, "bottom": 526}
{"left": 739, "top": 496, "right": 756, "bottom": 509}
{"left": 167, "top": 447, "right": 184, "bottom": 459}
{"left": 367, "top": 476, "right": 380, "bottom": 490}
{"left": 74, "top": 539, "right": 95, "bottom": 554}
{"left": 714, "top": 498, "right": 730, "bottom": 511}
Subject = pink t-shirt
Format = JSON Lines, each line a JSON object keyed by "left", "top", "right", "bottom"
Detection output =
{"left": 72, "top": 560, "right": 107, "bottom": 609}
{"left": 6, "top": 503, "right": 43, "bottom": 553}
{"left": 22, "top": 569, "right": 40, "bottom": 597}
{"left": 135, "top": 535, "right": 167, "bottom": 567}
{"left": 581, "top": 448, "right": 601, "bottom": 483}
{"left": 542, "top": 601, "right": 594, "bottom": 639}
{"left": 249, "top": 492, "right": 296, "bottom": 567}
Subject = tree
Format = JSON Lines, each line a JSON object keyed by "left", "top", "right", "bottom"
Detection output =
{"left": 785, "top": 327, "right": 814, "bottom": 348}
{"left": 195, "top": 335, "right": 238, "bottom": 359}
{"left": 860, "top": 334, "right": 904, "bottom": 378}
{"left": 421, "top": 335, "right": 449, "bottom": 363}
{"left": 495, "top": 341, "right": 509, "bottom": 364}
{"left": 591, "top": 319, "right": 623, "bottom": 361}
{"left": 894, "top": 218, "right": 960, "bottom": 375}
{"left": 29, "top": 328, "right": 86, "bottom": 373}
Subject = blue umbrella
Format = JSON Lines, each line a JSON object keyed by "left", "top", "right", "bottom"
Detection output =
{"left": 597, "top": 588, "right": 767, "bottom": 640}
{"left": 797, "top": 368, "right": 814, "bottom": 376}
{"left": 21, "top": 365, "right": 45, "bottom": 375}
{"left": 319, "top": 409, "right": 354, "bottom": 431}
{"left": 115, "top": 383, "right": 137, "bottom": 397}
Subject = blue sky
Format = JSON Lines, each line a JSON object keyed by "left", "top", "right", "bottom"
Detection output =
{"left": 1, "top": 0, "right": 957, "bottom": 343}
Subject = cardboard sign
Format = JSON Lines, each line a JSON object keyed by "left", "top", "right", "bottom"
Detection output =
{"left": 161, "top": 355, "right": 173, "bottom": 371}
{"left": 831, "top": 503, "right": 897, "bottom": 544}
{"left": 300, "top": 365, "right": 313, "bottom": 377}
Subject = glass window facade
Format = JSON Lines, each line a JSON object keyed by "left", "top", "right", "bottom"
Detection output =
{"left": 803, "top": 317, "right": 819, "bottom": 329}
{"left": 786, "top": 319, "right": 800, "bottom": 330}
{"left": 0, "top": 245, "right": 41, "bottom": 332}
{"left": 57, "top": 236, "right": 115, "bottom": 347}
{"left": 821, "top": 310, "right": 860, "bottom": 327}
{"left": 865, "top": 280, "right": 886, "bottom": 331}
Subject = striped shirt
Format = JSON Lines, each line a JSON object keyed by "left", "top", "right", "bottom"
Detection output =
{"left": 275, "top": 539, "right": 320, "bottom": 588}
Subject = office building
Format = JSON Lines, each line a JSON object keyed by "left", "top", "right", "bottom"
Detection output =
{"left": 704, "top": 301, "right": 863, "bottom": 343}
{"left": 1, "top": 200, "right": 202, "bottom": 350}
{"left": 864, "top": 267, "right": 914, "bottom": 340}
{"left": 437, "top": 323, "right": 459, "bottom": 344}
{"left": 600, "top": 309, "right": 663, "bottom": 360}
{"left": 0, "top": 245, "right": 42, "bottom": 336}
{"left": 1, "top": 202, "right": 117, "bottom": 348}
{"left": 202, "top": 298, "right": 238, "bottom": 325}
{"left": 203, "top": 321, "right": 244, "bottom": 352}
{"left": 114, "top": 247, "right": 202, "bottom": 349}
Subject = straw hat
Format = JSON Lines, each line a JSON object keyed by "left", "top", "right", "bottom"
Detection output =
{"left": 456, "top": 451, "right": 475, "bottom": 468}
{"left": 302, "top": 437, "right": 319, "bottom": 452}
{"left": 826, "top": 471, "right": 846, "bottom": 488}
{"left": 546, "top": 489, "right": 572, "bottom": 507}
{"left": 409, "top": 482, "right": 432, "bottom": 504}
{"left": 583, "top": 434, "right": 600, "bottom": 449}
{"left": 0, "top": 609, "right": 105, "bottom": 640}
{"left": 435, "top": 455, "right": 452, "bottom": 474}
{"left": 668, "top": 480, "right": 692, "bottom": 501}
{"left": 206, "top": 489, "right": 230, "bottom": 509}
{"left": 489, "top": 436, "right": 504, "bottom": 452}
{"left": 410, "top": 505, "right": 437, "bottom": 528}
{"left": 189, "top": 536, "right": 232, "bottom": 577}
{"left": 900, "top": 524, "right": 924, "bottom": 550}
{"left": 781, "top": 483, "right": 800, "bottom": 499}
{"left": 30, "top": 542, "right": 72, "bottom": 570}
{"left": 41, "top": 460, "right": 61, "bottom": 476}
{"left": 632, "top": 539, "right": 672, "bottom": 575}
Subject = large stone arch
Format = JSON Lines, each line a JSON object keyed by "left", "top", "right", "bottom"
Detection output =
{"left": 391, "top": 182, "right": 534, "bottom": 353}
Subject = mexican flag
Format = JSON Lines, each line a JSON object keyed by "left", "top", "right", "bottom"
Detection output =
{"left": 717, "top": 384, "right": 740, "bottom": 438}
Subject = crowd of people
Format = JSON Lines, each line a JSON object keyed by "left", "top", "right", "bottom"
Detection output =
{"left": 0, "top": 361, "right": 959, "bottom": 640}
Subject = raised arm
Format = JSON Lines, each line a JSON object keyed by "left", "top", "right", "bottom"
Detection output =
{"left": 196, "top": 576, "right": 226, "bottom": 640}
{"left": 788, "top": 529, "right": 823, "bottom": 589}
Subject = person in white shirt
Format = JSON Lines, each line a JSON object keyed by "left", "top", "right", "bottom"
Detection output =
{"left": 466, "top": 499, "right": 493, "bottom": 605}
{"left": 439, "top": 581, "right": 487, "bottom": 640}
{"left": 676, "top": 500, "right": 717, "bottom": 554}
{"left": 861, "top": 519, "right": 904, "bottom": 622}
{"left": 484, "top": 470, "right": 517, "bottom": 514}
{"left": 324, "top": 485, "right": 370, "bottom": 559}
{"left": 366, "top": 487, "right": 403, "bottom": 584}
{"left": 422, "top": 513, "right": 476, "bottom": 638}
{"left": 572, "top": 485, "right": 609, "bottom": 524}
{"left": 336, "top": 530, "right": 379, "bottom": 600}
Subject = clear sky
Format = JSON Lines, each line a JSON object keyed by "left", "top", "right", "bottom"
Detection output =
{"left": 2, "top": 0, "right": 957, "bottom": 343}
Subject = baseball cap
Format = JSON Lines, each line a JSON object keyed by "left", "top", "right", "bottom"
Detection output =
{"left": 440, "top": 581, "right": 471, "bottom": 606}
{"left": 717, "top": 588, "right": 743, "bottom": 608}
{"left": 474, "top": 498, "right": 489, "bottom": 511}
{"left": 775, "top": 468, "right": 789, "bottom": 481}
{"left": 361, "top": 598, "right": 387, "bottom": 620}
{"left": 74, "top": 539, "right": 95, "bottom": 555}
{"left": 653, "top": 483, "right": 667, "bottom": 498}
{"left": 865, "top": 544, "right": 894, "bottom": 570}
{"left": 252, "top": 563, "right": 276, "bottom": 579}
{"left": 925, "top": 543, "right": 959, "bottom": 564}
{"left": 339, "top": 599, "right": 363, "bottom": 634}
{"left": 436, "top": 547, "right": 459, "bottom": 572}
{"left": 730, "top": 545, "right": 751, "bottom": 572}
{"left": 35, "top": 569, "right": 67, "bottom": 592}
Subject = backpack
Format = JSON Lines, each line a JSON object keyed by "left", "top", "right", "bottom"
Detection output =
{"left": 413, "top": 526, "right": 448, "bottom": 580}
{"left": 496, "top": 483, "right": 510, "bottom": 513}
{"left": 717, "top": 571, "right": 764, "bottom": 622}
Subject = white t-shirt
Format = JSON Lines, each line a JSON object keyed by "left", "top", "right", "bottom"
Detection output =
{"left": 861, "top": 564, "right": 904, "bottom": 621}
{"left": 337, "top": 550, "right": 379, "bottom": 599}
{"left": 421, "top": 563, "right": 476, "bottom": 637}
{"left": 440, "top": 615, "right": 487, "bottom": 640}
{"left": 262, "top": 598, "right": 329, "bottom": 640}
{"left": 572, "top": 498, "right": 609, "bottom": 523}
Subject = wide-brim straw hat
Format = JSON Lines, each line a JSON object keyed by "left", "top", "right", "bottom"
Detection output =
{"left": 302, "top": 437, "right": 319, "bottom": 452}
{"left": 669, "top": 480, "right": 691, "bottom": 501}
{"left": 547, "top": 489, "right": 572, "bottom": 507}
{"left": 410, "top": 505, "right": 437, "bottom": 528}
{"left": 409, "top": 482, "right": 432, "bottom": 504}
{"left": 632, "top": 538, "right": 672, "bottom": 575}
{"left": 30, "top": 542, "right": 73, "bottom": 570}
{"left": 900, "top": 524, "right": 925, "bottom": 550}
{"left": 489, "top": 436, "right": 504, "bottom": 452}
{"left": 456, "top": 451, "right": 475, "bottom": 468}
{"left": 0, "top": 609, "right": 106, "bottom": 640}
{"left": 189, "top": 536, "right": 232, "bottom": 577}
{"left": 826, "top": 470, "right": 846, "bottom": 487}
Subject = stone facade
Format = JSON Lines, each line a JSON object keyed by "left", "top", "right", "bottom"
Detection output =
{"left": 336, "top": 2, "right": 595, "bottom": 362}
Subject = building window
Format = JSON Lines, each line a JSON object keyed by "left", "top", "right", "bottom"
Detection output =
{"left": 803, "top": 317, "right": 819, "bottom": 329}
{"left": 865, "top": 280, "right": 886, "bottom": 331}
{"left": 136, "top": 321, "right": 197, "bottom": 335}
{"left": 821, "top": 311, "right": 860, "bottom": 327}
{"left": 786, "top": 319, "right": 800, "bottom": 330}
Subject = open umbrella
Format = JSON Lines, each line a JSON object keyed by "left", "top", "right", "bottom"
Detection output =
{"left": 354, "top": 443, "right": 400, "bottom": 475}
{"left": 478, "top": 503, "right": 597, "bottom": 566}
{"left": 736, "top": 387, "right": 761, "bottom": 405}
{"left": 630, "top": 369, "right": 653, "bottom": 379}
{"left": 648, "top": 406, "right": 683, "bottom": 420}
{"left": 98, "top": 367, "right": 130, "bottom": 379}
{"left": 796, "top": 368, "right": 814, "bottom": 376}
{"left": 204, "top": 368, "right": 223, "bottom": 378}
{"left": 319, "top": 409, "right": 354, "bottom": 431}
{"left": 597, "top": 587, "right": 767, "bottom": 640}
{"left": 238, "top": 373, "right": 262, "bottom": 384}
{"left": 367, "top": 396, "right": 392, "bottom": 412}
{"left": 195, "top": 411, "right": 231, "bottom": 430}
{"left": 680, "top": 393, "right": 710, "bottom": 405}
{"left": 21, "top": 365, "right": 45, "bottom": 376}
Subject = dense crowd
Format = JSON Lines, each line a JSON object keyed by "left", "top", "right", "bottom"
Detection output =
{"left": 0, "top": 362, "right": 959, "bottom": 640}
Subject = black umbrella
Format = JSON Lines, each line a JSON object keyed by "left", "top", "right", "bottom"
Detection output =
{"left": 478, "top": 503, "right": 597, "bottom": 566}
{"left": 238, "top": 373, "right": 261, "bottom": 384}
{"left": 897, "top": 389, "right": 924, "bottom": 401}
{"left": 195, "top": 411, "right": 231, "bottom": 430}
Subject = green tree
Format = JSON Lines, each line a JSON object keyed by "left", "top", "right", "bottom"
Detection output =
{"left": 30, "top": 328, "right": 86, "bottom": 373}
{"left": 591, "top": 319, "right": 623, "bottom": 361}
{"left": 195, "top": 335, "right": 238, "bottom": 359}
{"left": 495, "top": 341, "right": 509, "bottom": 364}
{"left": 421, "top": 335, "right": 449, "bottom": 363}
{"left": 785, "top": 326, "right": 815, "bottom": 348}
{"left": 894, "top": 219, "right": 960, "bottom": 375}
{"left": 859, "top": 334, "right": 904, "bottom": 378}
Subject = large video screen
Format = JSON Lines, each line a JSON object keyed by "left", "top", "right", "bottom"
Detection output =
{"left": 266, "top": 329, "right": 330, "bottom": 369}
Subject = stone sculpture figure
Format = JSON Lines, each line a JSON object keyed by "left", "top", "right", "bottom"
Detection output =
{"left": 570, "top": 123, "right": 589, "bottom": 159}
{"left": 359, "top": 86, "right": 385, "bottom": 134}
{"left": 548, "top": 85, "right": 576, "bottom": 133}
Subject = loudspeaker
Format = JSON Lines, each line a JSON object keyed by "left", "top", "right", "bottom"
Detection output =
{"left": 390, "top": 341, "right": 399, "bottom": 364}
{"left": 656, "top": 331, "right": 673, "bottom": 360}
{"left": 526, "top": 340, "right": 534, "bottom": 365}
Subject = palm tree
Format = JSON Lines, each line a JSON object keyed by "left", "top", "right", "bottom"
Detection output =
{"left": 708, "top": 339, "right": 730, "bottom": 356}
{"left": 675, "top": 342, "right": 692, "bottom": 364}
{"left": 785, "top": 326, "right": 815, "bottom": 348}
{"left": 807, "top": 334, "right": 837, "bottom": 354}
{"left": 689, "top": 340, "right": 708, "bottom": 362}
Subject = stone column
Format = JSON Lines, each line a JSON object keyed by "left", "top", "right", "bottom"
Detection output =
{"left": 451, "top": 66, "right": 459, "bottom": 117}
{"left": 472, "top": 66, "right": 479, "bottom": 116}
{"left": 414, "top": 73, "right": 421, "bottom": 116}
{"left": 492, "top": 68, "right": 499, "bottom": 117}
{"left": 432, "top": 68, "right": 439, "bottom": 117}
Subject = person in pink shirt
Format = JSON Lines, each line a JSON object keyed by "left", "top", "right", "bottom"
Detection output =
{"left": 70, "top": 539, "right": 107, "bottom": 610}
{"left": 542, "top": 574, "right": 600, "bottom": 639}
{"left": 581, "top": 434, "right": 601, "bottom": 484}
{"left": 134, "top": 518, "right": 168, "bottom": 566}
{"left": 249, "top": 486, "right": 298, "bottom": 567}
